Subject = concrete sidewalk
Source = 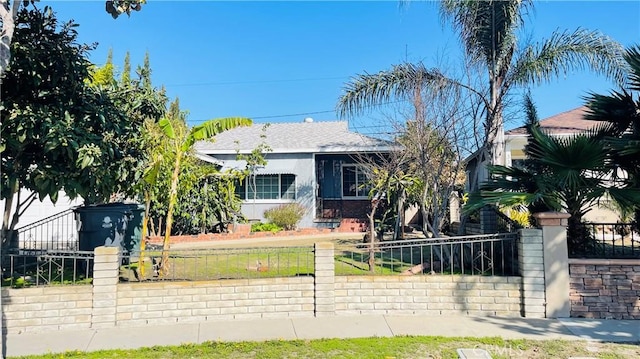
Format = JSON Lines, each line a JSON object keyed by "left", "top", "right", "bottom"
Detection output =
{"left": 4, "top": 316, "right": 639, "bottom": 357}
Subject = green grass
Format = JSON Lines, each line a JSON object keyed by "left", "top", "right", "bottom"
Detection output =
{"left": 2, "top": 257, "right": 92, "bottom": 288}
{"left": 119, "top": 241, "right": 517, "bottom": 281}
{"left": 11, "top": 337, "right": 640, "bottom": 359}
{"left": 121, "top": 248, "right": 316, "bottom": 281}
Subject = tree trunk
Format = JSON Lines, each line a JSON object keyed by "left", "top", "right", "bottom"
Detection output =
{"left": 367, "top": 199, "right": 381, "bottom": 273}
{"left": 138, "top": 191, "right": 151, "bottom": 279}
{"left": 0, "top": 0, "right": 20, "bottom": 79}
{"left": 1, "top": 189, "right": 16, "bottom": 251}
{"left": 160, "top": 150, "right": 183, "bottom": 277}
{"left": 394, "top": 189, "right": 405, "bottom": 240}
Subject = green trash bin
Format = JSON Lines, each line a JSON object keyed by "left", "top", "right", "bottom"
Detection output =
{"left": 75, "top": 203, "right": 145, "bottom": 255}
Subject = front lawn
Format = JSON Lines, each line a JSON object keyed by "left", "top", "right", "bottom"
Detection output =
{"left": 11, "top": 336, "right": 639, "bottom": 359}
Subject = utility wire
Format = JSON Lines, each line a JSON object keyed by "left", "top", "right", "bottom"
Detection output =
{"left": 168, "top": 76, "right": 349, "bottom": 87}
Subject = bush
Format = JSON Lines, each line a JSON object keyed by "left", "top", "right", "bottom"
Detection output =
{"left": 251, "top": 222, "right": 282, "bottom": 233}
{"left": 264, "top": 203, "right": 306, "bottom": 230}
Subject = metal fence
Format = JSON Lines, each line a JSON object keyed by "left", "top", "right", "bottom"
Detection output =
{"left": 1, "top": 250, "right": 94, "bottom": 288}
{"left": 15, "top": 207, "right": 79, "bottom": 252}
{"left": 119, "top": 246, "right": 315, "bottom": 282}
{"left": 335, "top": 233, "right": 519, "bottom": 276}
{"left": 576, "top": 222, "right": 639, "bottom": 259}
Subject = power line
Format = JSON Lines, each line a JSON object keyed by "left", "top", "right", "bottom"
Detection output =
{"left": 168, "top": 76, "right": 349, "bottom": 87}
{"left": 185, "top": 99, "right": 410, "bottom": 124}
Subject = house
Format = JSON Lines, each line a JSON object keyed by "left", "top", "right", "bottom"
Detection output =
{"left": 504, "top": 106, "right": 619, "bottom": 222}
{"left": 194, "top": 119, "right": 396, "bottom": 229}
{"left": 505, "top": 106, "right": 600, "bottom": 167}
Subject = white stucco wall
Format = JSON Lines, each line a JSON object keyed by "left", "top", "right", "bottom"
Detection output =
{"left": 215, "top": 153, "right": 317, "bottom": 227}
{"left": 0, "top": 189, "right": 83, "bottom": 229}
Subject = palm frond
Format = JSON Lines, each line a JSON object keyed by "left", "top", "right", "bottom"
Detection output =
{"left": 624, "top": 45, "right": 640, "bottom": 91}
{"left": 440, "top": 0, "right": 531, "bottom": 69}
{"left": 584, "top": 90, "right": 637, "bottom": 134}
{"left": 510, "top": 28, "right": 626, "bottom": 87}
{"left": 182, "top": 117, "right": 251, "bottom": 151}
{"left": 336, "top": 62, "right": 454, "bottom": 118}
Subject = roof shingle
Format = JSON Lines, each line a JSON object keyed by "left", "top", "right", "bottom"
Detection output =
{"left": 195, "top": 121, "right": 394, "bottom": 154}
{"left": 505, "top": 107, "right": 601, "bottom": 136}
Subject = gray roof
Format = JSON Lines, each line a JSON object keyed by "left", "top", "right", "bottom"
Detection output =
{"left": 195, "top": 121, "right": 395, "bottom": 154}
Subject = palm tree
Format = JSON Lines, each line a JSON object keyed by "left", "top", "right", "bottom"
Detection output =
{"left": 584, "top": 45, "right": 640, "bottom": 224}
{"left": 337, "top": 0, "right": 626, "bottom": 170}
{"left": 466, "top": 95, "right": 640, "bottom": 255}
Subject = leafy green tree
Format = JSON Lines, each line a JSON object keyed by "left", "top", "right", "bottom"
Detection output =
{"left": 91, "top": 48, "right": 116, "bottom": 86}
{"left": 337, "top": 0, "right": 625, "bottom": 170}
{"left": 465, "top": 95, "right": 640, "bottom": 254}
{"left": 0, "top": 7, "right": 149, "bottom": 249}
{"left": 584, "top": 45, "right": 640, "bottom": 224}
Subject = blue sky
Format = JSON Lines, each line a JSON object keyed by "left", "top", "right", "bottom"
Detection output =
{"left": 44, "top": 1, "right": 639, "bottom": 135}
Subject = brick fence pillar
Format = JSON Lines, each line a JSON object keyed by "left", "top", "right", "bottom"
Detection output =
{"left": 533, "top": 212, "right": 571, "bottom": 318}
{"left": 518, "top": 228, "right": 546, "bottom": 317}
{"left": 314, "top": 242, "right": 335, "bottom": 317}
{"left": 92, "top": 246, "right": 120, "bottom": 328}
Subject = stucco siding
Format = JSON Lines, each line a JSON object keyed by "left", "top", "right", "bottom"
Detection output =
{"left": 216, "top": 153, "right": 316, "bottom": 227}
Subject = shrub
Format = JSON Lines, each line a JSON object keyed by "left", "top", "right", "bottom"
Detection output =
{"left": 264, "top": 203, "right": 306, "bottom": 230}
{"left": 251, "top": 222, "right": 282, "bottom": 233}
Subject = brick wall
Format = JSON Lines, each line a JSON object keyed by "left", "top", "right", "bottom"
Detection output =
{"left": 320, "top": 199, "right": 370, "bottom": 219}
{"left": 334, "top": 276, "right": 522, "bottom": 317}
{"left": 3, "top": 241, "right": 539, "bottom": 334}
{"left": 2, "top": 286, "right": 93, "bottom": 333}
{"left": 569, "top": 259, "right": 640, "bottom": 319}
{"left": 116, "top": 278, "right": 315, "bottom": 327}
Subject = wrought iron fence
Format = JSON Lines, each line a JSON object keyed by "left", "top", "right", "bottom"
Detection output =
{"left": 335, "top": 233, "right": 519, "bottom": 276}
{"left": 575, "top": 222, "right": 639, "bottom": 259}
{"left": 15, "top": 207, "right": 79, "bottom": 252}
{"left": 119, "top": 246, "right": 315, "bottom": 282}
{"left": 1, "top": 250, "right": 94, "bottom": 288}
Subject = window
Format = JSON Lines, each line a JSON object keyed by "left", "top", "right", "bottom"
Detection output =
{"left": 511, "top": 159, "right": 526, "bottom": 169}
{"left": 342, "top": 165, "right": 370, "bottom": 198}
{"left": 236, "top": 174, "right": 296, "bottom": 200}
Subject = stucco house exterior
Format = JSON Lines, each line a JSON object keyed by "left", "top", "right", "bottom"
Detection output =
{"left": 194, "top": 119, "right": 395, "bottom": 229}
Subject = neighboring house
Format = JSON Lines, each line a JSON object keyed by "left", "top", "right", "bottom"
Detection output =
{"left": 505, "top": 106, "right": 619, "bottom": 222}
{"left": 505, "top": 106, "right": 597, "bottom": 167}
{"left": 194, "top": 119, "right": 396, "bottom": 229}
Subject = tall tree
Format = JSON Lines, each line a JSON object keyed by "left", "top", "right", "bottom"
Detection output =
{"left": 90, "top": 48, "right": 116, "bottom": 86}
{"left": 1, "top": 0, "right": 144, "bottom": 79}
{"left": 0, "top": 7, "right": 149, "bottom": 249}
{"left": 337, "top": 0, "right": 625, "bottom": 171}
{"left": 121, "top": 51, "right": 131, "bottom": 84}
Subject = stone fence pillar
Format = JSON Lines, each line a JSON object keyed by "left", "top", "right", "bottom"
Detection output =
{"left": 92, "top": 246, "right": 120, "bottom": 328}
{"left": 314, "top": 242, "right": 335, "bottom": 317}
{"left": 533, "top": 212, "right": 571, "bottom": 318}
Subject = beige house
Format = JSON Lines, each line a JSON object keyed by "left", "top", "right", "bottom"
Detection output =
{"left": 504, "top": 107, "right": 619, "bottom": 223}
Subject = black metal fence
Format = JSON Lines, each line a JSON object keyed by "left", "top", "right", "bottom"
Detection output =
{"left": 1, "top": 250, "right": 94, "bottom": 288}
{"left": 574, "top": 222, "right": 639, "bottom": 259}
{"left": 15, "top": 207, "right": 79, "bottom": 252}
{"left": 335, "top": 233, "right": 519, "bottom": 276}
{"left": 119, "top": 246, "right": 315, "bottom": 282}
